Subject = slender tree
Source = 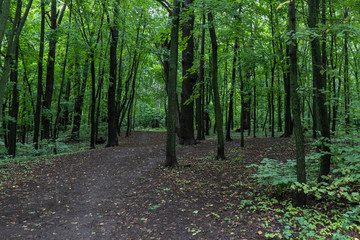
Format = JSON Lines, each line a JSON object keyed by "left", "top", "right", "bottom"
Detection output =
{"left": 165, "top": 0, "right": 180, "bottom": 167}
{"left": 0, "top": 0, "right": 33, "bottom": 119}
{"left": 106, "top": 0, "right": 120, "bottom": 147}
{"left": 308, "top": 0, "right": 331, "bottom": 181}
{"left": 289, "top": 0, "right": 307, "bottom": 206}
{"left": 179, "top": 0, "right": 196, "bottom": 145}
{"left": 208, "top": 11, "right": 225, "bottom": 159}
{"left": 226, "top": 37, "right": 238, "bottom": 141}
{"left": 33, "top": 0, "right": 46, "bottom": 149}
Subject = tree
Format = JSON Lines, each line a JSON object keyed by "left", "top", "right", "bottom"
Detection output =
{"left": 42, "top": 0, "right": 66, "bottom": 139}
{"left": 208, "top": 11, "right": 225, "bottom": 159}
{"left": 179, "top": 0, "right": 196, "bottom": 145}
{"left": 33, "top": 0, "right": 46, "bottom": 149}
{"left": 288, "top": 0, "right": 306, "bottom": 206}
{"left": 307, "top": 0, "right": 331, "bottom": 181}
{"left": 165, "top": 0, "right": 180, "bottom": 167}
{"left": 106, "top": 0, "right": 120, "bottom": 147}
{"left": 0, "top": 0, "right": 33, "bottom": 120}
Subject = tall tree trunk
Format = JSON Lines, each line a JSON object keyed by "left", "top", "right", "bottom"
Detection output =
{"left": 196, "top": 14, "right": 206, "bottom": 141}
{"left": 106, "top": 0, "right": 120, "bottom": 147}
{"left": 179, "top": 0, "right": 196, "bottom": 145}
{"left": 71, "top": 59, "right": 89, "bottom": 140}
{"left": 270, "top": 0, "right": 276, "bottom": 138}
{"left": 8, "top": 44, "right": 19, "bottom": 157}
{"left": 42, "top": 0, "right": 66, "bottom": 139}
{"left": 90, "top": 50, "right": 96, "bottom": 148}
{"left": 343, "top": 8, "right": 350, "bottom": 131}
{"left": 165, "top": 0, "right": 180, "bottom": 167}
{"left": 208, "top": 11, "right": 225, "bottom": 159}
{"left": 308, "top": 0, "right": 331, "bottom": 181}
{"left": 283, "top": 45, "right": 292, "bottom": 137}
{"left": 289, "top": 0, "right": 307, "bottom": 206}
{"left": 33, "top": 0, "right": 45, "bottom": 149}
{"left": 226, "top": 38, "right": 238, "bottom": 141}
{"left": 240, "top": 63, "right": 245, "bottom": 147}
{"left": 0, "top": 0, "right": 11, "bottom": 51}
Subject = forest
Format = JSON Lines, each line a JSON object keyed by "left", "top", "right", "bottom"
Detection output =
{"left": 0, "top": 0, "right": 360, "bottom": 238}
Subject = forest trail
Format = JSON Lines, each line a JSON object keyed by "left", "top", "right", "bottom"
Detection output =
{"left": 0, "top": 131, "right": 295, "bottom": 239}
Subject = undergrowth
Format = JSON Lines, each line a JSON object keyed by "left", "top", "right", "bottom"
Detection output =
{"left": 249, "top": 133, "right": 360, "bottom": 239}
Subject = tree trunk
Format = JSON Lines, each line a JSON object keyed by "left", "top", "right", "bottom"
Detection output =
{"left": 71, "top": 59, "right": 89, "bottom": 140}
{"left": 178, "top": 0, "right": 196, "bottom": 145}
{"left": 283, "top": 45, "right": 292, "bottom": 137}
{"left": 33, "top": 0, "right": 45, "bottom": 149}
{"left": 289, "top": 0, "right": 307, "bottom": 206}
{"left": 90, "top": 51, "right": 96, "bottom": 148}
{"left": 226, "top": 38, "right": 238, "bottom": 141}
{"left": 0, "top": 0, "right": 33, "bottom": 120}
{"left": 165, "top": 0, "right": 180, "bottom": 167}
{"left": 106, "top": 0, "right": 120, "bottom": 147}
{"left": 343, "top": 8, "right": 350, "bottom": 131}
{"left": 8, "top": 44, "right": 19, "bottom": 157}
{"left": 308, "top": 0, "right": 331, "bottom": 181}
{"left": 42, "top": 0, "right": 66, "bottom": 139}
{"left": 0, "top": 0, "right": 11, "bottom": 51}
{"left": 196, "top": 14, "right": 206, "bottom": 141}
{"left": 208, "top": 11, "right": 225, "bottom": 159}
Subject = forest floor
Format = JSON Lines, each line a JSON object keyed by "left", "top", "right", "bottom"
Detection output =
{"left": 0, "top": 131, "right": 357, "bottom": 239}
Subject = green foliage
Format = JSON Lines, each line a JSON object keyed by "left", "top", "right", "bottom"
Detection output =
{"left": 248, "top": 158, "right": 297, "bottom": 192}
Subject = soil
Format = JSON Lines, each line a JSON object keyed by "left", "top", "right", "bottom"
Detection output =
{"left": 0, "top": 131, "right": 302, "bottom": 239}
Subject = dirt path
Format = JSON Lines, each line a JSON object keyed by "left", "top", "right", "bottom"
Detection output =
{"left": 0, "top": 131, "right": 293, "bottom": 239}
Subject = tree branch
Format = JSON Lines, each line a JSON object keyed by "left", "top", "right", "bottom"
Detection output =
{"left": 155, "top": 0, "right": 172, "bottom": 15}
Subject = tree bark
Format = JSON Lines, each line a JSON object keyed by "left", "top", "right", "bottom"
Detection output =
{"left": 226, "top": 38, "right": 238, "bottom": 141}
{"left": 289, "top": 0, "right": 307, "bottom": 206}
{"left": 165, "top": 0, "right": 180, "bottom": 167}
{"left": 208, "top": 12, "right": 225, "bottom": 159}
{"left": 33, "top": 0, "right": 45, "bottom": 149}
{"left": 196, "top": 14, "right": 206, "bottom": 141}
{"left": 42, "top": 1, "right": 66, "bottom": 139}
{"left": 71, "top": 59, "right": 89, "bottom": 140}
{"left": 0, "top": 0, "right": 33, "bottom": 120}
{"left": 106, "top": 0, "right": 120, "bottom": 147}
{"left": 179, "top": 0, "right": 196, "bottom": 145}
{"left": 8, "top": 44, "right": 19, "bottom": 156}
{"left": 308, "top": 0, "right": 331, "bottom": 181}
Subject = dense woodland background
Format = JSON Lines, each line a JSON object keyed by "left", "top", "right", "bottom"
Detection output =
{"left": 0, "top": 0, "right": 359, "bottom": 153}
{"left": 1, "top": 0, "right": 360, "bottom": 197}
{"left": 1, "top": 0, "right": 360, "bottom": 237}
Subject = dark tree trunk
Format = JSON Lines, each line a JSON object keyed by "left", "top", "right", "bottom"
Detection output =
{"left": 283, "top": 45, "right": 292, "bottom": 137}
{"left": 165, "top": 0, "right": 180, "bottom": 167}
{"left": 71, "top": 59, "right": 89, "bottom": 140}
{"left": 270, "top": 0, "right": 276, "bottom": 138}
{"left": 277, "top": 75, "right": 282, "bottom": 132}
{"left": 42, "top": 0, "right": 66, "bottom": 139}
{"left": 308, "top": 0, "right": 331, "bottom": 181}
{"left": 106, "top": 0, "right": 120, "bottom": 147}
{"left": 196, "top": 14, "right": 206, "bottom": 141}
{"left": 53, "top": 3, "right": 72, "bottom": 153}
{"left": 343, "top": 8, "right": 350, "bottom": 131}
{"left": 33, "top": 0, "right": 45, "bottom": 149}
{"left": 226, "top": 38, "right": 238, "bottom": 141}
{"left": 208, "top": 11, "right": 225, "bottom": 159}
{"left": 289, "top": 0, "right": 307, "bottom": 206}
{"left": 8, "top": 45, "right": 19, "bottom": 157}
{"left": 95, "top": 66, "right": 105, "bottom": 142}
{"left": 240, "top": 63, "right": 245, "bottom": 147}
{"left": 179, "top": 0, "right": 196, "bottom": 145}
{"left": 90, "top": 51, "right": 96, "bottom": 148}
